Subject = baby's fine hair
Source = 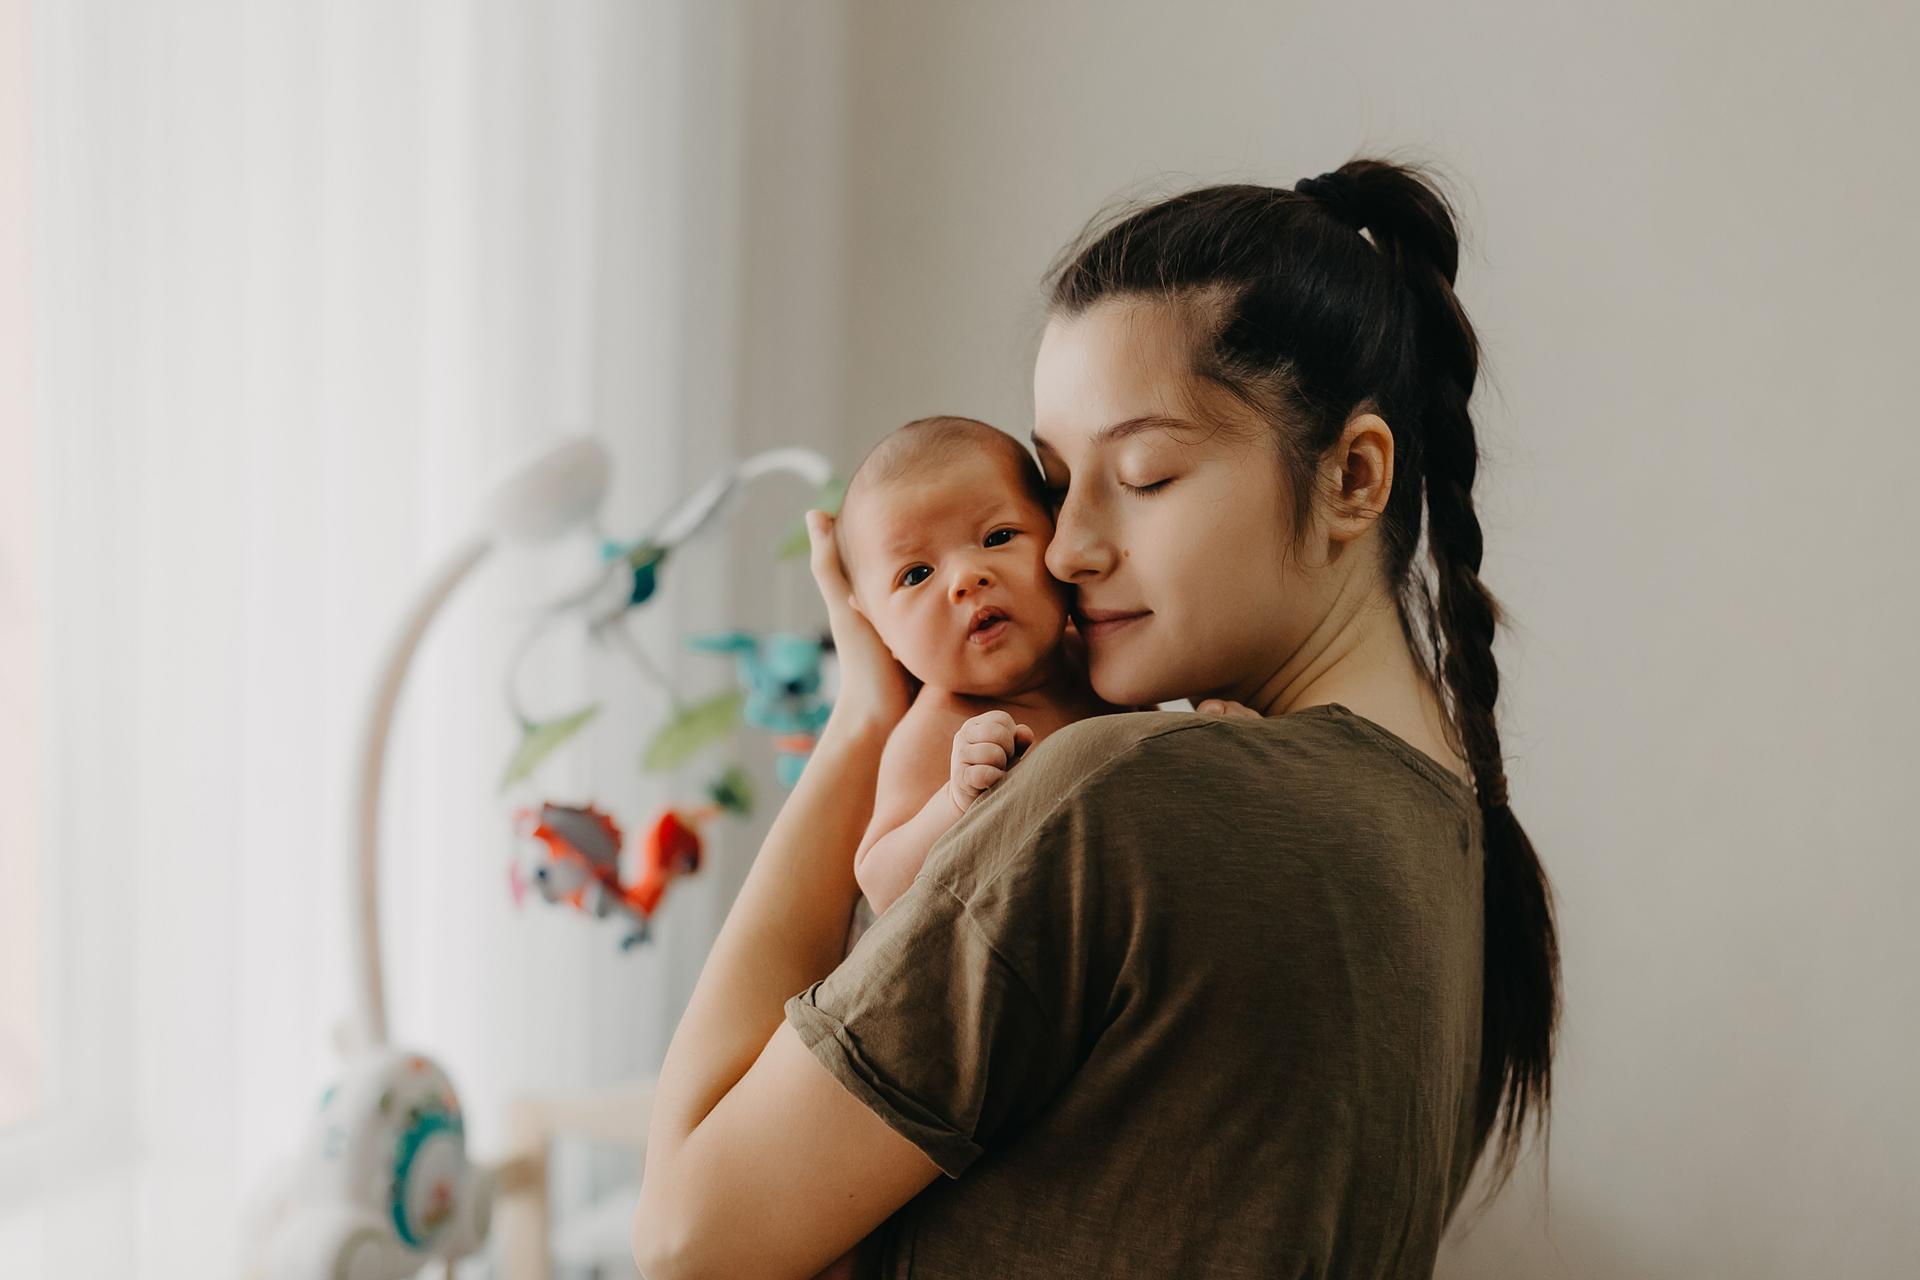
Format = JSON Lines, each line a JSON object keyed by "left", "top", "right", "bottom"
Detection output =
{"left": 837, "top": 416, "right": 1048, "bottom": 582}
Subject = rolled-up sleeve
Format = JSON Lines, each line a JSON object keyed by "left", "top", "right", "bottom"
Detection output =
{"left": 782, "top": 755, "right": 1108, "bottom": 1179}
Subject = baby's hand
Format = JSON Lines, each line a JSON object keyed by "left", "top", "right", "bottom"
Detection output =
{"left": 946, "top": 710, "right": 1035, "bottom": 813}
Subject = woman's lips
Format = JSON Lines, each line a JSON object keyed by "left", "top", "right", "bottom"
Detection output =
{"left": 1075, "top": 614, "right": 1144, "bottom": 640}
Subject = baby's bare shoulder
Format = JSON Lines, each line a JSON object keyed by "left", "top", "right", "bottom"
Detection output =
{"left": 879, "top": 686, "right": 974, "bottom": 772}
{"left": 900, "top": 684, "right": 979, "bottom": 735}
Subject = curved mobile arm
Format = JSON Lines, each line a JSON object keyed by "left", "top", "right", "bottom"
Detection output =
{"left": 348, "top": 437, "right": 611, "bottom": 1051}
{"left": 348, "top": 534, "right": 492, "bottom": 1050}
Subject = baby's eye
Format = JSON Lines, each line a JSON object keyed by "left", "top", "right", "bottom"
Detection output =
{"left": 899, "top": 565, "right": 932, "bottom": 588}
{"left": 983, "top": 529, "right": 1015, "bottom": 548}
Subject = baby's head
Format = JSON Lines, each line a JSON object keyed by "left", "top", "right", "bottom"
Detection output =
{"left": 837, "top": 416, "right": 1070, "bottom": 697}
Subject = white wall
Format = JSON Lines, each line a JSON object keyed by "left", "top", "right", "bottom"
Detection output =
{"left": 811, "top": 2, "right": 1920, "bottom": 1275}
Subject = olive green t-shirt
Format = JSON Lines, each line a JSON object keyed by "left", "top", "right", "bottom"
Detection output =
{"left": 784, "top": 704, "right": 1487, "bottom": 1279}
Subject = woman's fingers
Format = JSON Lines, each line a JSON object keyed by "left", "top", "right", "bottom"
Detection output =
{"left": 805, "top": 508, "right": 914, "bottom": 731}
{"left": 805, "top": 510, "right": 852, "bottom": 599}
{"left": 1196, "top": 698, "right": 1261, "bottom": 718}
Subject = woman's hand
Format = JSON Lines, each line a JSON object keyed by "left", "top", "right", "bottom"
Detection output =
{"left": 1195, "top": 698, "right": 1262, "bottom": 718}
{"left": 807, "top": 510, "right": 916, "bottom": 737}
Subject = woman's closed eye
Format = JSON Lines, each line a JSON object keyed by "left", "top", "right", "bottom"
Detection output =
{"left": 1043, "top": 478, "right": 1173, "bottom": 502}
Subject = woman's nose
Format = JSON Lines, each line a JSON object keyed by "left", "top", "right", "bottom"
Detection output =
{"left": 1045, "top": 494, "right": 1112, "bottom": 582}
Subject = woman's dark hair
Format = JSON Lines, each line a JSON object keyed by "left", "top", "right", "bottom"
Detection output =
{"left": 1047, "top": 158, "right": 1559, "bottom": 1211}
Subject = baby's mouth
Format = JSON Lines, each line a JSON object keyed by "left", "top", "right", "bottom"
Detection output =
{"left": 968, "top": 606, "right": 1010, "bottom": 638}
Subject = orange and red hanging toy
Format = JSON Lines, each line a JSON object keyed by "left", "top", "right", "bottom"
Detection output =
{"left": 508, "top": 767, "right": 751, "bottom": 949}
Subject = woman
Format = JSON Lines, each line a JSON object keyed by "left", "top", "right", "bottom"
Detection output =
{"left": 632, "top": 158, "right": 1559, "bottom": 1280}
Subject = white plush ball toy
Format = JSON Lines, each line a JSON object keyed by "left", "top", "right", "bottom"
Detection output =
{"left": 250, "top": 1049, "right": 492, "bottom": 1279}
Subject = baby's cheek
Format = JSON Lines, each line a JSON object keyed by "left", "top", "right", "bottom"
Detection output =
{"left": 1014, "top": 573, "right": 1071, "bottom": 619}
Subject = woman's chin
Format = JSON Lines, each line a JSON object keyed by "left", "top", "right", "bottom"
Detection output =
{"left": 1086, "top": 658, "right": 1171, "bottom": 711}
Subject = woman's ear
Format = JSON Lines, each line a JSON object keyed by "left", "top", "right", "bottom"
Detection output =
{"left": 1323, "top": 411, "right": 1396, "bottom": 542}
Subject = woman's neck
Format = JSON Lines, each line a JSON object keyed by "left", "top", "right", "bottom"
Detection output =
{"left": 1238, "top": 582, "right": 1469, "bottom": 786}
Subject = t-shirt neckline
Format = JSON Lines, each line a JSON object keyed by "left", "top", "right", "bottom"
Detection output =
{"left": 1285, "top": 701, "right": 1478, "bottom": 810}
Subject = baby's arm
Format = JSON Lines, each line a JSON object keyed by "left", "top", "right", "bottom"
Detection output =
{"left": 854, "top": 706, "right": 1033, "bottom": 914}
{"left": 849, "top": 693, "right": 965, "bottom": 913}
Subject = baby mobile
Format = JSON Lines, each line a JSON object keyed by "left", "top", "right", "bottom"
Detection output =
{"left": 244, "top": 439, "right": 846, "bottom": 1280}
{"left": 498, "top": 445, "right": 844, "bottom": 950}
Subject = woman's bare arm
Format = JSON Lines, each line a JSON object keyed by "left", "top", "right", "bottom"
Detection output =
{"left": 634, "top": 511, "right": 938, "bottom": 1277}
{"left": 645, "top": 715, "right": 888, "bottom": 1146}
{"left": 644, "top": 510, "right": 913, "bottom": 1147}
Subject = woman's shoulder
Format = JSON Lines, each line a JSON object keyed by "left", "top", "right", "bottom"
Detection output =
{"left": 1022, "top": 707, "right": 1322, "bottom": 787}
{"left": 947, "top": 711, "right": 1221, "bottom": 849}
{"left": 1015, "top": 706, "right": 1340, "bottom": 796}
{"left": 998, "top": 710, "right": 1230, "bottom": 801}
{"left": 1024, "top": 704, "right": 1476, "bottom": 824}
{"left": 938, "top": 703, "right": 1443, "bottom": 852}
{"left": 1026, "top": 709, "right": 1209, "bottom": 772}
{"left": 927, "top": 708, "right": 1358, "bottom": 895}
{"left": 921, "top": 712, "right": 1202, "bottom": 893}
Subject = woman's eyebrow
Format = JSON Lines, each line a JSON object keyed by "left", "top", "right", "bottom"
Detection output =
{"left": 1031, "top": 415, "right": 1190, "bottom": 452}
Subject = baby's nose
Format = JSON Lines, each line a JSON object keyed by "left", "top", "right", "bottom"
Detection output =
{"left": 950, "top": 568, "right": 993, "bottom": 599}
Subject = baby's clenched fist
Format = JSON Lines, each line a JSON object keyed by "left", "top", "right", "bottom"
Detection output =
{"left": 946, "top": 710, "right": 1036, "bottom": 813}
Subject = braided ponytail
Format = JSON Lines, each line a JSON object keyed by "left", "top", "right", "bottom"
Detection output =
{"left": 1050, "top": 157, "right": 1561, "bottom": 1212}
{"left": 1321, "top": 159, "right": 1560, "bottom": 1208}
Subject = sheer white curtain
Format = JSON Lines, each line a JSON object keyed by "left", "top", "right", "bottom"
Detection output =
{"left": 6, "top": 1, "right": 780, "bottom": 1273}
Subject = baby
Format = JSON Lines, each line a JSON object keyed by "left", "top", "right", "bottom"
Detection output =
{"left": 809, "top": 416, "right": 1132, "bottom": 1280}
{"left": 830, "top": 415, "right": 1125, "bottom": 950}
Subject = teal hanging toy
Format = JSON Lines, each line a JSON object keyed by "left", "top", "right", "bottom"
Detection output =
{"left": 686, "top": 630, "right": 833, "bottom": 787}
{"left": 498, "top": 448, "right": 840, "bottom": 792}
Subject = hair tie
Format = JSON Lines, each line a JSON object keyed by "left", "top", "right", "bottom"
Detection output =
{"left": 1294, "top": 171, "right": 1365, "bottom": 233}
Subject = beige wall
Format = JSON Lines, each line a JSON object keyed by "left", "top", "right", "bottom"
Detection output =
{"left": 0, "top": 0, "right": 36, "bottom": 1139}
{"left": 771, "top": 1, "right": 1919, "bottom": 1274}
